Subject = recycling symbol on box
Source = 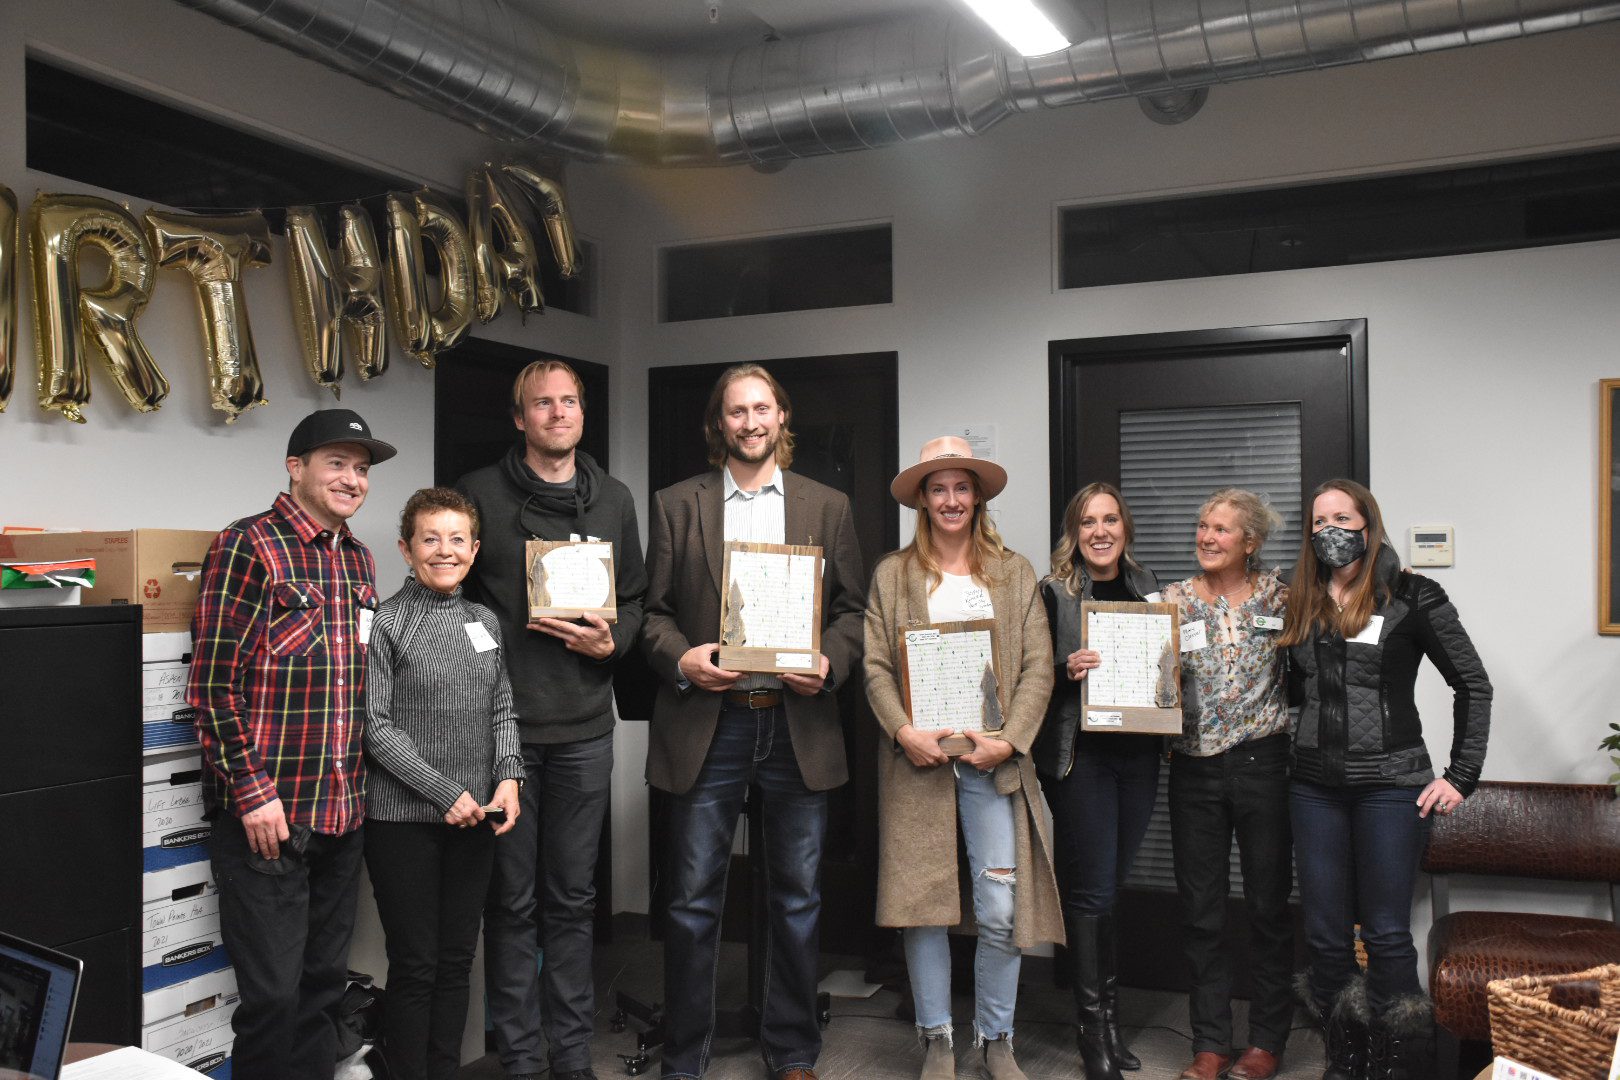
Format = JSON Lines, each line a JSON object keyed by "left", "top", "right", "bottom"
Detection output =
{"left": 144, "top": 579, "right": 162, "bottom": 599}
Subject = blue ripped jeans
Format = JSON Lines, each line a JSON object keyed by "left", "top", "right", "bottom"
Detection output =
{"left": 903, "top": 761, "right": 1020, "bottom": 1044}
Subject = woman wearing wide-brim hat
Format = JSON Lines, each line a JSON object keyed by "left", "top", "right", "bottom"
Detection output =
{"left": 863, "top": 435, "right": 1062, "bottom": 1080}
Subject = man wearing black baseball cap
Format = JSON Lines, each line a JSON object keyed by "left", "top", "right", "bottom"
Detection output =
{"left": 187, "top": 408, "right": 396, "bottom": 1080}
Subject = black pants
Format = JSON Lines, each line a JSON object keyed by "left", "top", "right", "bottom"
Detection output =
{"left": 1044, "top": 736, "right": 1162, "bottom": 917}
{"left": 366, "top": 819, "right": 496, "bottom": 1080}
{"left": 209, "top": 813, "right": 365, "bottom": 1080}
{"left": 1169, "top": 734, "right": 1294, "bottom": 1056}
{"left": 483, "top": 733, "right": 614, "bottom": 1074}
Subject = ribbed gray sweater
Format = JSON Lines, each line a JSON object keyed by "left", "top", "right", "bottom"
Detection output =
{"left": 364, "top": 575, "right": 525, "bottom": 823}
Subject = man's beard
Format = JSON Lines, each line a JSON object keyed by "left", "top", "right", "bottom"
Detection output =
{"left": 726, "top": 430, "right": 777, "bottom": 465}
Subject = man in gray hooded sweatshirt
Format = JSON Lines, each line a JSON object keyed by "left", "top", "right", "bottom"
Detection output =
{"left": 456, "top": 359, "right": 647, "bottom": 1080}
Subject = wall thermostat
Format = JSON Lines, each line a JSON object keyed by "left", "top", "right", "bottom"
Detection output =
{"left": 1409, "top": 525, "right": 1454, "bottom": 568}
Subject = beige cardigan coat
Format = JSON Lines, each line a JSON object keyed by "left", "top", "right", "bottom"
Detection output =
{"left": 863, "top": 548, "right": 1064, "bottom": 948}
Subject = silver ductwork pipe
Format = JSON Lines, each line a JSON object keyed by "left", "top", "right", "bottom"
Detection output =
{"left": 176, "top": 0, "right": 1620, "bottom": 166}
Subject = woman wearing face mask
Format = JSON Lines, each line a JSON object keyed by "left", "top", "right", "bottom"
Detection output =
{"left": 1034, "top": 483, "right": 1160, "bottom": 1080}
{"left": 1160, "top": 489, "right": 1293, "bottom": 1080}
{"left": 1282, "top": 480, "right": 1491, "bottom": 1080}
{"left": 865, "top": 436, "right": 1061, "bottom": 1080}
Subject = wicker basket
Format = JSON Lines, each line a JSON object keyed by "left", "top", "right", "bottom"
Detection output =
{"left": 1486, "top": 964, "right": 1620, "bottom": 1079}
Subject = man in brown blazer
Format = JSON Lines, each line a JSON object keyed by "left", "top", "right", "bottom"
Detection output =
{"left": 642, "top": 364, "right": 865, "bottom": 1080}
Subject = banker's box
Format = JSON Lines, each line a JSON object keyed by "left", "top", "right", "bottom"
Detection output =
{"left": 0, "top": 529, "right": 216, "bottom": 631}
{"left": 143, "top": 994, "right": 236, "bottom": 1076}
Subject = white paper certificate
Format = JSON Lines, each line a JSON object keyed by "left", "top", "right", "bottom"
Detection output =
{"left": 537, "top": 542, "right": 613, "bottom": 609}
{"left": 527, "top": 539, "right": 618, "bottom": 621}
{"left": 1086, "top": 609, "right": 1176, "bottom": 708}
{"left": 904, "top": 626, "right": 997, "bottom": 733}
{"left": 725, "top": 549, "right": 819, "bottom": 649}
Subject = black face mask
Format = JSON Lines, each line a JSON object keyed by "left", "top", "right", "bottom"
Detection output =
{"left": 1312, "top": 525, "right": 1367, "bottom": 568}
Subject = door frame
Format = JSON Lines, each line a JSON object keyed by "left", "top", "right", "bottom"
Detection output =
{"left": 1047, "top": 320, "right": 1370, "bottom": 542}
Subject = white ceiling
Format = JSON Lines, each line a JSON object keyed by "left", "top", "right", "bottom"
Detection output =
{"left": 531, "top": 0, "right": 945, "bottom": 50}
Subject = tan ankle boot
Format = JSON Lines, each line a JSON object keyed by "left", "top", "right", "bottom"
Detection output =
{"left": 921, "top": 1033, "right": 955, "bottom": 1080}
{"left": 982, "top": 1038, "right": 1027, "bottom": 1080}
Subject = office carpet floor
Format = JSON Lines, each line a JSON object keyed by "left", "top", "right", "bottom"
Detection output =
{"left": 455, "top": 918, "right": 1332, "bottom": 1080}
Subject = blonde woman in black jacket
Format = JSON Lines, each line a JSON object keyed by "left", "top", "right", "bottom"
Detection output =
{"left": 1282, "top": 480, "right": 1491, "bottom": 1080}
{"left": 1035, "top": 483, "right": 1161, "bottom": 1080}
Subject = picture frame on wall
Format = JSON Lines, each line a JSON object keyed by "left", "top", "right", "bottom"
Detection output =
{"left": 1601, "top": 379, "right": 1620, "bottom": 634}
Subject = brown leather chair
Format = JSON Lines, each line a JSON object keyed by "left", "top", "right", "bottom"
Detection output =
{"left": 1425, "top": 781, "right": 1620, "bottom": 1074}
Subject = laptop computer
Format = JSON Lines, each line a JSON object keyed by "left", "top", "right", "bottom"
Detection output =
{"left": 0, "top": 931, "right": 82, "bottom": 1080}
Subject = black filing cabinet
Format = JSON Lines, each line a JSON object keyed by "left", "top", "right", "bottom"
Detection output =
{"left": 0, "top": 604, "right": 141, "bottom": 1042}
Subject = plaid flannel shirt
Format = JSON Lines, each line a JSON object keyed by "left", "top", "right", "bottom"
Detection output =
{"left": 186, "top": 491, "right": 379, "bottom": 834}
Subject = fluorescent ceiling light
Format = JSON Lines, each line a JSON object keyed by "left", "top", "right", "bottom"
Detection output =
{"left": 961, "top": 0, "right": 1073, "bottom": 56}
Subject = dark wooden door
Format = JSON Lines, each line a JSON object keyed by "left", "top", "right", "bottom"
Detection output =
{"left": 642, "top": 352, "right": 899, "bottom": 956}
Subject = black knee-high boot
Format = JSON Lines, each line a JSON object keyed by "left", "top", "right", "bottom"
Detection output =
{"left": 1096, "top": 912, "right": 1140, "bottom": 1071}
{"left": 1323, "top": 978, "right": 1371, "bottom": 1080}
{"left": 1367, "top": 994, "right": 1435, "bottom": 1080}
{"left": 1067, "top": 914, "right": 1124, "bottom": 1080}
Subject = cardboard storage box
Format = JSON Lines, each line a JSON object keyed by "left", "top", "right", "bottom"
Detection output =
{"left": 142, "top": 771, "right": 209, "bottom": 875}
{"left": 143, "top": 994, "right": 237, "bottom": 1075}
{"left": 143, "top": 663, "right": 198, "bottom": 755}
{"left": 142, "top": 907, "right": 228, "bottom": 993}
{"left": 143, "top": 860, "right": 215, "bottom": 906}
{"left": 0, "top": 530, "right": 217, "bottom": 631}
{"left": 142, "top": 964, "right": 237, "bottom": 1026}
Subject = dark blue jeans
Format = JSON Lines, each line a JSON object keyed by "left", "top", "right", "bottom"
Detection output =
{"left": 1044, "top": 737, "right": 1162, "bottom": 916}
{"left": 661, "top": 705, "right": 828, "bottom": 1079}
{"left": 209, "top": 813, "right": 364, "bottom": 1080}
{"left": 1291, "top": 780, "right": 1432, "bottom": 1013}
{"left": 483, "top": 732, "right": 614, "bottom": 1074}
{"left": 1169, "top": 734, "right": 1294, "bottom": 1056}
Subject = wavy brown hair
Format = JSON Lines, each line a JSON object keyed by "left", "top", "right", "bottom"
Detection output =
{"left": 1280, "top": 479, "right": 1390, "bottom": 647}
{"left": 702, "top": 363, "right": 796, "bottom": 470}
{"left": 903, "top": 470, "right": 1007, "bottom": 592}
{"left": 1049, "top": 482, "right": 1144, "bottom": 596}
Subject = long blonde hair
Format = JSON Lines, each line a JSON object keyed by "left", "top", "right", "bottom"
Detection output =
{"left": 904, "top": 471, "right": 1006, "bottom": 592}
{"left": 1049, "top": 482, "right": 1144, "bottom": 596}
{"left": 1280, "top": 479, "right": 1391, "bottom": 646}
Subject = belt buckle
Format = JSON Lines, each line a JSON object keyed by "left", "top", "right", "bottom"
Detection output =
{"left": 747, "top": 688, "right": 774, "bottom": 709}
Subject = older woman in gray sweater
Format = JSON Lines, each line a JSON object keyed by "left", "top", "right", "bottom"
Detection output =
{"left": 364, "top": 487, "right": 525, "bottom": 1080}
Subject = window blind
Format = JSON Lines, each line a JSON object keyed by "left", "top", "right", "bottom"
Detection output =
{"left": 1114, "top": 402, "right": 1303, "bottom": 897}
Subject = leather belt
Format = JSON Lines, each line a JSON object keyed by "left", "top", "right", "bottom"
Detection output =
{"left": 722, "top": 688, "right": 783, "bottom": 709}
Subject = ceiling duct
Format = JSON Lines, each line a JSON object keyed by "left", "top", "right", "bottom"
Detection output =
{"left": 175, "top": 0, "right": 1620, "bottom": 166}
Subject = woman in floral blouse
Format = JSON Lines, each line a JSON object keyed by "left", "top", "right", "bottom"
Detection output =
{"left": 1159, "top": 489, "right": 1293, "bottom": 1080}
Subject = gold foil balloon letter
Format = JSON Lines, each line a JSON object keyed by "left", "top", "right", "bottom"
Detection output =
{"left": 30, "top": 193, "right": 166, "bottom": 423}
{"left": 284, "top": 206, "right": 344, "bottom": 396}
{"left": 385, "top": 190, "right": 473, "bottom": 368}
{"left": 0, "top": 186, "right": 15, "bottom": 412}
{"left": 145, "top": 210, "right": 273, "bottom": 423}
{"left": 337, "top": 205, "right": 388, "bottom": 381}
{"left": 468, "top": 166, "right": 542, "bottom": 322}
{"left": 502, "top": 164, "right": 581, "bottom": 281}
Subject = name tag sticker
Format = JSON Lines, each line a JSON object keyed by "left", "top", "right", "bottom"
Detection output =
{"left": 775, "top": 652, "right": 814, "bottom": 670}
{"left": 1253, "top": 615, "right": 1284, "bottom": 631}
{"left": 1142, "top": 591, "right": 1163, "bottom": 603}
{"left": 1348, "top": 615, "right": 1385, "bottom": 645}
{"left": 962, "top": 586, "right": 993, "bottom": 613}
{"left": 1180, "top": 620, "right": 1208, "bottom": 652}
{"left": 358, "top": 609, "right": 374, "bottom": 646}
{"left": 465, "top": 622, "right": 499, "bottom": 653}
{"left": 1087, "top": 710, "right": 1124, "bottom": 728}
